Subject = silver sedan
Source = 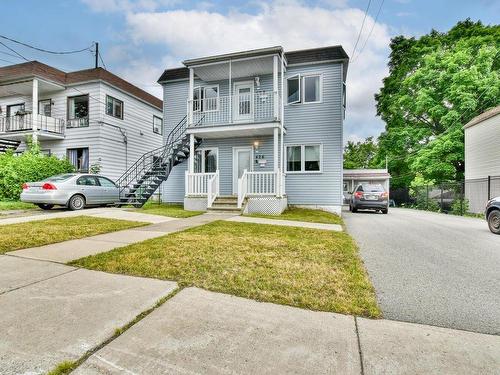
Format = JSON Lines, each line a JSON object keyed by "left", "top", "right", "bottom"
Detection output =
{"left": 21, "top": 173, "right": 120, "bottom": 210}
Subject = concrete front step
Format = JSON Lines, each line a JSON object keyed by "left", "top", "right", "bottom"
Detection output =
{"left": 207, "top": 206, "right": 242, "bottom": 214}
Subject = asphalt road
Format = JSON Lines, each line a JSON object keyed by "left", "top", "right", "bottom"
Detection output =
{"left": 343, "top": 207, "right": 500, "bottom": 335}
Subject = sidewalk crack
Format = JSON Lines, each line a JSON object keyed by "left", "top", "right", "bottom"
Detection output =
{"left": 0, "top": 268, "right": 78, "bottom": 296}
{"left": 354, "top": 316, "right": 365, "bottom": 375}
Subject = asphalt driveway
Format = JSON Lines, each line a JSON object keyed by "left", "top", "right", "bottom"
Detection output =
{"left": 343, "top": 208, "right": 500, "bottom": 335}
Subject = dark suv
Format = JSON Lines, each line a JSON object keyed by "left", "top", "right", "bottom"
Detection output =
{"left": 349, "top": 183, "right": 389, "bottom": 214}
{"left": 486, "top": 197, "right": 500, "bottom": 234}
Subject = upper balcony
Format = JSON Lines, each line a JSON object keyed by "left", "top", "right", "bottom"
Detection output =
{"left": 0, "top": 113, "right": 65, "bottom": 141}
{"left": 184, "top": 46, "right": 285, "bottom": 138}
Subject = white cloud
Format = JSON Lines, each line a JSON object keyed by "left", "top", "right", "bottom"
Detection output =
{"left": 81, "top": 0, "right": 179, "bottom": 13}
{"left": 85, "top": 1, "right": 391, "bottom": 142}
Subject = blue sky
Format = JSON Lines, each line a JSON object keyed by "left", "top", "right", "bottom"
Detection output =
{"left": 1, "top": 0, "right": 498, "bottom": 143}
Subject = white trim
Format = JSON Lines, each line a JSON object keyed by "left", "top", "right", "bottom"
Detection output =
{"left": 185, "top": 51, "right": 282, "bottom": 68}
{"left": 232, "top": 146, "right": 253, "bottom": 194}
{"left": 286, "top": 74, "right": 301, "bottom": 105}
{"left": 285, "top": 143, "right": 323, "bottom": 174}
{"left": 194, "top": 147, "right": 219, "bottom": 173}
{"left": 301, "top": 74, "right": 323, "bottom": 104}
{"left": 186, "top": 122, "right": 282, "bottom": 135}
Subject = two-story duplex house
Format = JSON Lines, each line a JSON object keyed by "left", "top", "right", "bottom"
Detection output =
{"left": 0, "top": 61, "right": 163, "bottom": 181}
{"left": 153, "top": 45, "right": 348, "bottom": 214}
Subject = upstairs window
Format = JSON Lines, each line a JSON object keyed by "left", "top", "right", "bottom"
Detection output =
{"left": 286, "top": 74, "right": 322, "bottom": 104}
{"left": 153, "top": 115, "right": 163, "bottom": 135}
{"left": 106, "top": 95, "right": 123, "bottom": 119}
{"left": 193, "top": 86, "right": 219, "bottom": 112}
{"left": 38, "top": 99, "right": 52, "bottom": 117}
{"left": 67, "top": 95, "right": 89, "bottom": 127}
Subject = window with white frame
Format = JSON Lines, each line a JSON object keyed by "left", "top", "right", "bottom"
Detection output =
{"left": 106, "top": 95, "right": 123, "bottom": 119}
{"left": 153, "top": 115, "right": 163, "bottom": 135}
{"left": 286, "top": 144, "right": 321, "bottom": 172}
{"left": 194, "top": 148, "right": 218, "bottom": 173}
{"left": 286, "top": 74, "right": 322, "bottom": 104}
{"left": 192, "top": 85, "right": 219, "bottom": 112}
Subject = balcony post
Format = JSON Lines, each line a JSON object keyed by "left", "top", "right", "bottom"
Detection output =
{"left": 188, "top": 68, "right": 194, "bottom": 125}
{"left": 273, "top": 55, "right": 278, "bottom": 120}
{"left": 189, "top": 133, "right": 195, "bottom": 173}
{"left": 228, "top": 59, "right": 232, "bottom": 124}
{"left": 32, "top": 78, "right": 39, "bottom": 144}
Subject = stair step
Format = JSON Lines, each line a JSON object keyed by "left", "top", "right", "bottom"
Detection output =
{"left": 207, "top": 207, "right": 242, "bottom": 213}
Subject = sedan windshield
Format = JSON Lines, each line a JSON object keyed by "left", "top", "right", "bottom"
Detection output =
{"left": 45, "top": 174, "right": 76, "bottom": 182}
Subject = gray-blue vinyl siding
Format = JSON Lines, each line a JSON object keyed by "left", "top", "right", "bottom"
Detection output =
{"left": 161, "top": 62, "right": 343, "bottom": 206}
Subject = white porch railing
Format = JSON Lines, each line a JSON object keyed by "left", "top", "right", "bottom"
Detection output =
{"left": 207, "top": 170, "right": 220, "bottom": 208}
{"left": 238, "top": 170, "right": 285, "bottom": 208}
{"left": 188, "top": 91, "right": 280, "bottom": 127}
{"left": 185, "top": 171, "right": 218, "bottom": 196}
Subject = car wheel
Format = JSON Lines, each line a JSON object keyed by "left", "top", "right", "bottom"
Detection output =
{"left": 68, "top": 194, "right": 86, "bottom": 211}
{"left": 349, "top": 204, "right": 352, "bottom": 212}
{"left": 352, "top": 206, "right": 358, "bottom": 213}
{"left": 36, "top": 203, "right": 54, "bottom": 210}
{"left": 382, "top": 208, "right": 388, "bottom": 214}
{"left": 488, "top": 210, "right": 500, "bottom": 234}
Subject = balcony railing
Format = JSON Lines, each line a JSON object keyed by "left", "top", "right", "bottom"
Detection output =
{"left": 187, "top": 91, "right": 280, "bottom": 127}
{"left": 0, "top": 114, "right": 65, "bottom": 135}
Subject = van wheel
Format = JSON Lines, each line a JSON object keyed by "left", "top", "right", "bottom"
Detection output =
{"left": 488, "top": 210, "right": 500, "bottom": 234}
{"left": 68, "top": 194, "right": 85, "bottom": 211}
{"left": 36, "top": 204, "right": 54, "bottom": 210}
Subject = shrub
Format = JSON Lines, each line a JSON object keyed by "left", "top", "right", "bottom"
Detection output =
{"left": 450, "top": 198, "right": 469, "bottom": 216}
{"left": 0, "top": 146, "right": 74, "bottom": 201}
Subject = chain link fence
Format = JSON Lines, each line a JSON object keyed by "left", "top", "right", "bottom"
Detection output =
{"left": 390, "top": 176, "right": 500, "bottom": 215}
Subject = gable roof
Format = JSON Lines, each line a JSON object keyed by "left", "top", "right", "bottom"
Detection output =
{"left": 0, "top": 61, "right": 162, "bottom": 110}
{"left": 157, "top": 45, "right": 349, "bottom": 83}
{"left": 463, "top": 106, "right": 500, "bottom": 129}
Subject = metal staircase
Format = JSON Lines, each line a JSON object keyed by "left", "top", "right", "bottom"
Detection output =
{"left": 0, "top": 139, "right": 21, "bottom": 153}
{"left": 115, "top": 116, "right": 201, "bottom": 207}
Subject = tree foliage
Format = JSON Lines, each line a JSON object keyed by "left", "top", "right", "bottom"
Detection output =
{"left": 375, "top": 20, "right": 500, "bottom": 187}
{"left": 343, "top": 136, "right": 380, "bottom": 169}
{"left": 0, "top": 143, "right": 74, "bottom": 201}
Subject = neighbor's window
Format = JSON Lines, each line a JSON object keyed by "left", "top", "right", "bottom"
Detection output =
{"left": 67, "top": 95, "right": 89, "bottom": 127}
{"left": 153, "top": 115, "right": 163, "bottom": 135}
{"left": 106, "top": 95, "right": 123, "bottom": 119}
{"left": 38, "top": 99, "right": 52, "bottom": 117}
{"left": 303, "top": 75, "right": 321, "bottom": 103}
{"left": 194, "top": 148, "right": 218, "bottom": 173}
{"left": 286, "top": 144, "right": 321, "bottom": 173}
{"left": 67, "top": 147, "right": 89, "bottom": 172}
{"left": 287, "top": 75, "right": 300, "bottom": 104}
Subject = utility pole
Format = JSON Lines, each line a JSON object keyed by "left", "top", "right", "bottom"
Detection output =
{"left": 95, "top": 42, "right": 99, "bottom": 69}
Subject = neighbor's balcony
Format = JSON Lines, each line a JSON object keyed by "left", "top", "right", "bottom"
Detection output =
{"left": 0, "top": 114, "right": 65, "bottom": 140}
{"left": 187, "top": 91, "right": 280, "bottom": 128}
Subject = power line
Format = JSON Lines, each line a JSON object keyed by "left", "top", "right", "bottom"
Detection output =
{"left": 0, "top": 49, "right": 25, "bottom": 60}
{"left": 350, "top": 0, "right": 372, "bottom": 59}
{"left": 352, "top": 0, "right": 385, "bottom": 62}
{"left": 0, "top": 34, "right": 94, "bottom": 55}
{"left": 0, "top": 41, "right": 28, "bottom": 61}
{"left": 0, "top": 57, "right": 17, "bottom": 65}
{"left": 98, "top": 51, "right": 107, "bottom": 70}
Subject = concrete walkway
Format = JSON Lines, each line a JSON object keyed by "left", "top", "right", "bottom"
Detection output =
{"left": 226, "top": 215, "right": 343, "bottom": 231}
{"left": 0, "top": 207, "right": 176, "bottom": 225}
{"left": 0, "top": 255, "right": 178, "bottom": 375}
{"left": 6, "top": 212, "right": 233, "bottom": 263}
{"left": 75, "top": 287, "right": 500, "bottom": 375}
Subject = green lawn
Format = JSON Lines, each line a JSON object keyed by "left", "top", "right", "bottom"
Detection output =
{"left": 71, "top": 220, "right": 380, "bottom": 318}
{"left": 129, "top": 202, "right": 203, "bottom": 218}
{"left": 247, "top": 206, "right": 343, "bottom": 225}
{"left": 0, "top": 201, "right": 37, "bottom": 211}
{"left": 0, "top": 216, "right": 147, "bottom": 253}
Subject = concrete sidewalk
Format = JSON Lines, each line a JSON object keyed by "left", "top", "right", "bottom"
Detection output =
{"left": 6, "top": 212, "right": 233, "bottom": 263}
{"left": 75, "top": 287, "right": 500, "bottom": 375}
{"left": 0, "top": 255, "right": 177, "bottom": 375}
{"left": 226, "top": 215, "right": 343, "bottom": 231}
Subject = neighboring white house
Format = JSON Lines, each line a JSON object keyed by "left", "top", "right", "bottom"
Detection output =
{"left": 153, "top": 45, "right": 349, "bottom": 214}
{"left": 464, "top": 105, "right": 500, "bottom": 213}
{"left": 342, "top": 169, "right": 391, "bottom": 203}
{"left": 0, "top": 61, "right": 163, "bottom": 181}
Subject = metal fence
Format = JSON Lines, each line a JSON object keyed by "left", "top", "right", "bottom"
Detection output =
{"left": 390, "top": 176, "right": 500, "bottom": 215}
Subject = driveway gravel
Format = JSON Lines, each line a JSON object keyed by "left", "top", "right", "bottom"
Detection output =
{"left": 343, "top": 208, "right": 500, "bottom": 335}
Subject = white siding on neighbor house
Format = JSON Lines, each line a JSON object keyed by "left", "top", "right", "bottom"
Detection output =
{"left": 283, "top": 62, "right": 343, "bottom": 207}
{"left": 0, "top": 81, "right": 163, "bottom": 182}
{"left": 465, "top": 113, "right": 500, "bottom": 180}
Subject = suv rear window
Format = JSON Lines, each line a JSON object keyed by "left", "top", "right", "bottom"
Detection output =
{"left": 360, "top": 184, "right": 385, "bottom": 192}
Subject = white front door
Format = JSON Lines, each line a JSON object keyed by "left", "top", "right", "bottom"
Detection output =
{"left": 233, "top": 147, "right": 253, "bottom": 194}
{"left": 233, "top": 82, "right": 254, "bottom": 122}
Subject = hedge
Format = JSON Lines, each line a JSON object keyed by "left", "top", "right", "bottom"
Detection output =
{"left": 0, "top": 146, "right": 75, "bottom": 201}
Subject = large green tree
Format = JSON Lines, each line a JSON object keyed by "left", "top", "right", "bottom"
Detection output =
{"left": 375, "top": 20, "right": 499, "bottom": 187}
{"left": 343, "top": 136, "right": 380, "bottom": 169}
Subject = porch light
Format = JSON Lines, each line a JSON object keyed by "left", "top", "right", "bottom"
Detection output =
{"left": 254, "top": 76, "right": 260, "bottom": 87}
{"left": 253, "top": 141, "right": 259, "bottom": 150}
